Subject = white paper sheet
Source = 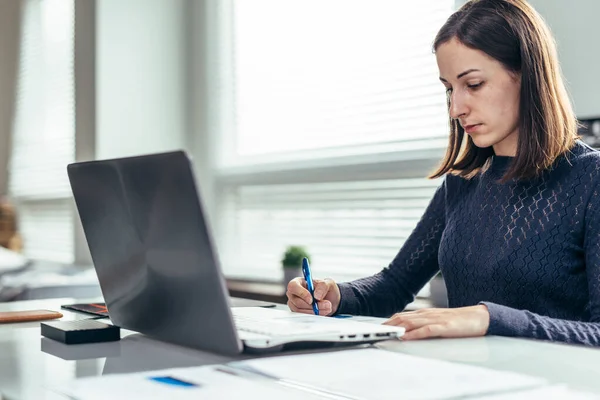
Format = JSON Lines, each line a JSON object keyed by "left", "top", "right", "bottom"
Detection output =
{"left": 475, "top": 385, "right": 600, "bottom": 399}
{"left": 235, "top": 348, "right": 548, "bottom": 400}
{"left": 335, "top": 315, "right": 389, "bottom": 324}
{"left": 52, "top": 365, "right": 331, "bottom": 400}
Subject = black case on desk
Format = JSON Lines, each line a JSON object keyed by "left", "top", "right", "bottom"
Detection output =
{"left": 41, "top": 320, "right": 120, "bottom": 344}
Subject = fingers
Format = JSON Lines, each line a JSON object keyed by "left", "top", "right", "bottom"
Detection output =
{"left": 384, "top": 316, "right": 430, "bottom": 331}
{"left": 383, "top": 310, "right": 445, "bottom": 340}
{"left": 286, "top": 277, "right": 335, "bottom": 315}
{"left": 382, "top": 307, "right": 489, "bottom": 340}
{"left": 287, "top": 292, "right": 313, "bottom": 311}
{"left": 313, "top": 279, "right": 329, "bottom": 300}
{"left": 383, "top": 312, "right": 444, "bottom": 340}
{"left": 402, "top": 324, "right": 444, "bottom": 340}
{"left": 286, "top": 277, "right": 312, "bottom": 305}
{"left": 383, "top": 312, "right": 410, "bottom": 326}
{"left": 317, "top": 300, "right": 332, "bottom": 315}
{"left": 383, "top": 311, "right": 417, "bottom": 325}
{"left": 287, "top": 300, "right": 313, "bottom": 314}
{"left": 383, "top": 308, "right": 444, "bottom": 325}
{"left": 287, "top": 297, "right": 332, "bottom": 314}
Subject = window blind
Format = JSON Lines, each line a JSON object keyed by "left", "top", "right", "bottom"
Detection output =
{"left": 215, "top": 0, "right": 453, "bottom": 283}
{"left": 17, "top": 200, "right": 74, "bottom": 263}
{"left": 9, "top": 0, "right": 75, "bottom": 263}
{"left": 226, "top": 0, "right": 454, "bottom": 167}
{"left": 217, "top": 178, "right": 441, "bottom": 282}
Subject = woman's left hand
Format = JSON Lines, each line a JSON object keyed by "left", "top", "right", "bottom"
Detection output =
{"left": 383, "top": 305, "right": 490, "bottom": 340}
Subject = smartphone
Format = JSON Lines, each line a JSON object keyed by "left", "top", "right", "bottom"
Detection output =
{"left": 0, "top": 309, "right": 63, "bottom": 323}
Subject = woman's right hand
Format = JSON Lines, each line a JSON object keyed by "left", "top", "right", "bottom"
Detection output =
{"left": 286, "top": 277, "right": 341, "bottom": 316}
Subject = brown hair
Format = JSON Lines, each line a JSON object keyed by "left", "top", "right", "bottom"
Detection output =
{"left": 429, "top": 0, "right": 578, "bottom": 182}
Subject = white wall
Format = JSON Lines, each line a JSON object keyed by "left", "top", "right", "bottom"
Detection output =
{"left": 96, "top": 0, "right": 188, "bottom": 159}
{"left": 95, "top": 0, "right": 216, "bottom": 225}
{"left": 528, "top": 0, "right": 600, "bottom": 118}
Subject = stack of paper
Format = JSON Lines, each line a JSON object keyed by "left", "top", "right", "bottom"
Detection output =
{"left": 476, "top": 385, "right": 599, "bottom": 399}
{"left": 233, "top": 348, "right": 548, "bottom": 400}
{"left": 53, "top": 348, "right": 599, "bottom": 400}
{"left": 52, "top": 365, "right": 329, "bottom": 400}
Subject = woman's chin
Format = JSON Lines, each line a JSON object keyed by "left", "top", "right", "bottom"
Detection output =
{"left": 469, "top": 134, "right": 496, "bottom": 149}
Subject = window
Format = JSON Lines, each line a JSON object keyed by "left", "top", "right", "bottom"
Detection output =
{"left": 212, "top": 0, "right": 454, "bottom": 283}
{"left": 217, "top": 178, "right": 442, "bottom": 283}
{"left": 218, "top": 0, "right": 453, "bottom": 168}
{"left": 9, "top": 0, "right": 75, "bottom": 263}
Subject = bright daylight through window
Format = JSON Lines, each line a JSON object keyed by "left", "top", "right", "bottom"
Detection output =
{"left": 215, "top": 0, "right": 454, "bottom": 283}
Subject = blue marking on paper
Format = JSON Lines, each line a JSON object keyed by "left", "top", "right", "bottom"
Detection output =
{"left": 148, "top": 376, "right": 199, "bottom": 388}
{"left": 333, "top": 314, "right": 352, "bottom": 319}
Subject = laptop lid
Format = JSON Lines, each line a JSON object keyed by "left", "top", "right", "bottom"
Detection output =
{"left": 67, "top": 151, "right": 244, "bottom": 356}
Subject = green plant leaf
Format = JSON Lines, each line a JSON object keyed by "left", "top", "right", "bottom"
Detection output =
{"left": 281, "top": 245, "right": 311, "bottom": 269}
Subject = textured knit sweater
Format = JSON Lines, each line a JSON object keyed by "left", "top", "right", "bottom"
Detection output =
{"left": 337, "top": 140, "right": 600, "bottom": 346}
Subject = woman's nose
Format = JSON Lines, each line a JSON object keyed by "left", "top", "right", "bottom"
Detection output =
{"left": 449, "top": 92, "right": 468, "bottom": 120}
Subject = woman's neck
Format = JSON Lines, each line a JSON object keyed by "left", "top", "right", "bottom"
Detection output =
{"left": 492, "top": 130, "right": 519, "bottom": 156}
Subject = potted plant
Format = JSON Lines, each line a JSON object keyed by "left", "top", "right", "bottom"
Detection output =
{"left": 282, "top": 245, "right": 311, "bottom": 284}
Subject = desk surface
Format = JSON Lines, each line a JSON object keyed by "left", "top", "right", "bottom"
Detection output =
{"left": 1, "top": 298, "right": 600, "bottom": 400}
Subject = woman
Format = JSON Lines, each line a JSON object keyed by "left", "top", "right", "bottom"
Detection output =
{"left": 287, "top": 0, "right": 600, "bottom": 346}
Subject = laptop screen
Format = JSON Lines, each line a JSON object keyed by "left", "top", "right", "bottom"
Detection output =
{"left": 67, "top": 151, "right": 243, "bottom": 355}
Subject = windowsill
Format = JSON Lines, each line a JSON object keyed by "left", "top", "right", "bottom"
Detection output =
{"left": 226, "top": 278, "right": 433, "bottom": 311}
{"left": 227, "top": 279, "right": 287, "bottom": 304}
{"left": 215, "top": 147, "right": 445, "bottom": 186}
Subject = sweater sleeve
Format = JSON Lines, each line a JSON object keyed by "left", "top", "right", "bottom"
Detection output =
{"left": 336, "top": 178, "right": 447, "bottom": 317}
{"left": 481, "top": 177, "right": 600, "bottom": 346}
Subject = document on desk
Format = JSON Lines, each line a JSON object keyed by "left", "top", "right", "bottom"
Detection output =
{"left": 234, "top": 348, "right": 549, "bottom": 400}
{"left": 335, "top": 315, "right": 389, "bottom": 324}
{"left": 52, "top": 365, "right": 332, "bottom": 400}
{"left": 476, "top": 385, "right": 600, "bottom": 399}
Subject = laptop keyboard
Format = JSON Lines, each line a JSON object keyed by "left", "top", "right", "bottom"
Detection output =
{"left": 233, "top": 313, "right": 334, "bottom": 337}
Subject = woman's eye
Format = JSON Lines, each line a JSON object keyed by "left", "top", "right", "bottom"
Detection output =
{"left": 467, "top": 82, "right": 483, "bottom": 89}
{"left": 445, "top": 87, "right": 453, "bottom": 94}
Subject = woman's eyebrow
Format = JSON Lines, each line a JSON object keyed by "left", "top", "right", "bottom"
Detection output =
{"left": 439, "top": 68, "right": 481, "bottom": 82}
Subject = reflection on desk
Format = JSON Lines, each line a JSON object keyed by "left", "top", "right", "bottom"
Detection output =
{"left": 101, "top": 335, "right": 234, "bottom": 375}
{"left": 40, "top": 332, "right": 236, "bottom": 375}
{"left": 2, "top": 297, "right": 600, "bottom": 399}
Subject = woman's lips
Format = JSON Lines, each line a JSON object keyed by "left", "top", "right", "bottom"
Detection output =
{"left": 464, "top": 124, "right": 482, "bottom": 134}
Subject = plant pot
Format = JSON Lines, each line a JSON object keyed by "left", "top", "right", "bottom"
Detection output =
{"left": 283, "top": 267, "right": 302, "bottom": 285}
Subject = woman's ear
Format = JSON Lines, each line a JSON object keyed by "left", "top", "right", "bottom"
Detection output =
{"left": 510, "top": 70, "right": 522, "bottom": 84}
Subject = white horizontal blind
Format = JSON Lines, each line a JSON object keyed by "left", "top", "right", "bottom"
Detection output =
{"left": 9, "top": 0, "right": 75, "bottom": 263}
{"left": 17, "top": 200, "right": 74, "bottom": 263}
{"left": 216, "top": 0, "right": 453, "bottom": 282}
{"left": 217, "top": 178, "right": 441, "bottom": 282}
{"left": 228, "top": 0, "right": 453, "bottom": 166}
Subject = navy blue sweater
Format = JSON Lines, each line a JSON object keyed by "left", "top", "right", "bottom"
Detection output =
{"left": 337, "top": 141, "right": 600, "bottom": 346}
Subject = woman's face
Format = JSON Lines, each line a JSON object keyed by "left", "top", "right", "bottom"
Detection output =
{"left": 436, "top": 38, "right": 521, "bottom": 156}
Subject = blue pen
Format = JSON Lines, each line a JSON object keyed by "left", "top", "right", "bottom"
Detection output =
{"left": 302, "top": 257, "right": 319, "bottom": 315}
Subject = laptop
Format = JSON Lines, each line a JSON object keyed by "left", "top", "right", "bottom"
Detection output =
{"left": 67, "top": 151, "right": 405, "bottom": 355}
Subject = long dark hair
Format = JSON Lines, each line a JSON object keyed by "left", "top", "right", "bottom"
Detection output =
{"left": 429, "top": 0, "right": 578, "bottom": 182}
